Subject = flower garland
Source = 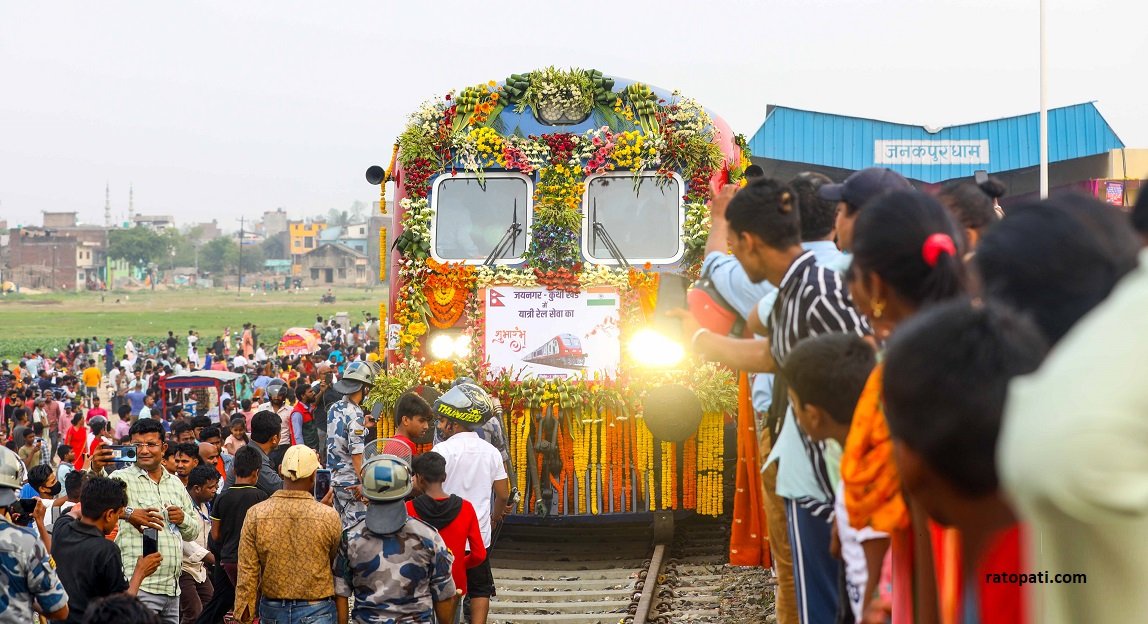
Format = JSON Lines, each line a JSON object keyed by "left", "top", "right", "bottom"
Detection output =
{"left": 526, "top": 164, "right": 584, "bottom": 271}
{"left": 393, "top": 197, "right": 434, "bottom": 356}
{"left": 681, "top": 202, "right": 711, "bottom": 276}
{"left": 423, "top": 259, "right": 475, "bottom": 329}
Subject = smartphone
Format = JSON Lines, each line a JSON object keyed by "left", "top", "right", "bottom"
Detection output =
{"left": 313, "top": 469, "right": 332, "bottom": 501}
{"left": 654, "top": 272, "right": 690, "bottom": 336}
{"left": 107, "top": 445, "right": 138, "bottom": 462}
{"left": 142, "top": 528, "right": 159, "bottom": 556}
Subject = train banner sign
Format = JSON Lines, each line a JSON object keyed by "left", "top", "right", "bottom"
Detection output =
{"left": 481, "top": 286, "right": 621, "bottom": 380}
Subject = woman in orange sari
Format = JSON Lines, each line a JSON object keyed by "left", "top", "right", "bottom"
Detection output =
{"left": 840, "top": 191, "right": 968, "bottom": 624}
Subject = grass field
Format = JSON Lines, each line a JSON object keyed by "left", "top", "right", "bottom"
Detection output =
{"left": 0, "top": 286, "right": 387, "bottom": 361}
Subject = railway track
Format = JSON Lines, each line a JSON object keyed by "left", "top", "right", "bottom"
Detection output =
{"left": 486, "top": 516, "right": 760, "bottom": 624}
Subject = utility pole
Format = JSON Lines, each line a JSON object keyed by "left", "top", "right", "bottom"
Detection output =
{"left": 237, "top": 216, "right": 244, "bottom": 294}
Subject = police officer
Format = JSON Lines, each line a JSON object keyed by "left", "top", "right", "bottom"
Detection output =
{"left": 0, "top": 446, "right": 70, "bottom": 622}
{"left": 325, "top": 361, "right": 376, "bottom": 529}
{"left": 334, "top": 450, "right": 458, "bottom": 623}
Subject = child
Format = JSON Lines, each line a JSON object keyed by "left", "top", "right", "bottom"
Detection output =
{"left": 781, "top": 333, "right": 878, "bottom": 623}
{"left": 87, "top": 417, "right": 113, "bottom": 467}
{"left": 240, "top": 399, "right": 254, "bottom": 430}
{"left": 223, "top": 417, "right": 248, "bottom": 455}
{"left": 406, "top": 451, "right": 486, "bottom": 597}
{"left": 17, "top": 426, "right": 44, "bottom": 468}
{"left": 882, "top": 300, "right": 1047, "bottom": 624}
{"left": 56, "top": 444, "right": 76, "bottom": 485}
{"left": 393, "top": 392, "right": 433, "bottom": 455}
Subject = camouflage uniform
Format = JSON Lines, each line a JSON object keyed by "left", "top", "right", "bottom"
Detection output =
{"left": 326, "top": 398, "right": 367, "bottom": 529}
{"left": 334, "top": 516, "right": 456, "bottom": 623}
{"left": 0, "top": 518, "right": 69, "bottom": 621}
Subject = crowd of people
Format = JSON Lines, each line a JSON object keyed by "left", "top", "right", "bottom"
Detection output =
{"left": 0, "top": 308, "right": 518, "bottom": 624}
{"left": 685, "top": 166, "right": 1148, "bottom": 624}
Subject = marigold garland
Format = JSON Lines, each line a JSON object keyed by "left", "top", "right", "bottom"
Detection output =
{"left": 423, "top": 259, "right": 475, "bottom": 329}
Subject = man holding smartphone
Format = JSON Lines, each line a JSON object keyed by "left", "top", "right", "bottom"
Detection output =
{"left": 52, "top": 476, "right": 163, "bottom": 624}
{"left": 88, "top": 418, "right": 200, "bottom": 624}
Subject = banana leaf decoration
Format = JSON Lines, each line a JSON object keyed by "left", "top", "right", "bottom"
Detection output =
{"left": 624, "top": 83, "right": 660, "bottom": 135}
{"left": 586, "top": 69, "right": 616, "bottom": 105}
{"left": 502, "top": 72, "right": 532, "bottom": 105}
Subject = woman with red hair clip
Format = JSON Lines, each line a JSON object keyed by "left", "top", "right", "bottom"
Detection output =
{"left": 841, "top": 190, "right": 967, "bottom": 624}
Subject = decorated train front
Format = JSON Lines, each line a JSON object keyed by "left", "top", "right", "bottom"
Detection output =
{"left": 367, "top": 67, "right": 751, "bottom": 518}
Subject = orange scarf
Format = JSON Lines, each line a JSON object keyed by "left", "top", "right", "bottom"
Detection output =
{"left": 840, "top": 364, "right": 909, "bottom": 533}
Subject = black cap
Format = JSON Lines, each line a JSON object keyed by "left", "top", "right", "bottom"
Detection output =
{"left": 818, "top": 167, "right": 912, "bottom": 209}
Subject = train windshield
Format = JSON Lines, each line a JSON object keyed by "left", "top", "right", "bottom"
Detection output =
{"left": 582, "top": 173, "right": 683, "bottom": 265}
{"left": 431, "top": 173, "right": 532, "bottom": 264}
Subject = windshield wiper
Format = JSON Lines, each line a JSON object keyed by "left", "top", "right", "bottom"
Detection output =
{"left": 483, "top": 198, "right": 523, "bottom": 266}
{"left": 591, "top": 198, "right": 629, "bottom": 268}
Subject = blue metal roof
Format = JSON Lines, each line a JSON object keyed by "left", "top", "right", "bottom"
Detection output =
{"left": 747, "top": 103, "right": 1124, "bottom": 183}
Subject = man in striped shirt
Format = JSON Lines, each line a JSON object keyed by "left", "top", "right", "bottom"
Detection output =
{"left": 688, "top": 177, "right": 868, "bottom": 624}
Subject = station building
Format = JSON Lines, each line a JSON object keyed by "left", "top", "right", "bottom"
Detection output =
{"left": 747, "top": 102, "right": 1145, "bottom": 208}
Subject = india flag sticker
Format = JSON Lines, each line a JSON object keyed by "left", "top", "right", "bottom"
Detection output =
{"left": 586, "top": 292, "right": 616, "bottom": 307}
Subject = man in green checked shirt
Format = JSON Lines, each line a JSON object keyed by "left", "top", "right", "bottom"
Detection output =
{"left": 88, "top": 417, "right": 200, "bottom": 624}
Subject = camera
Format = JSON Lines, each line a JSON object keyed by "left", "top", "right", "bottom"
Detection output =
{"left": 10, "top": 499, "right": 38, "bottom": 527}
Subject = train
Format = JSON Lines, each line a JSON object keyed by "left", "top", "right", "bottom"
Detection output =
{"left": 521, "top": 333, "right": 587, "bottom": 370}
{"left": 367, "top": 68, "right": 748, "bottom": 519}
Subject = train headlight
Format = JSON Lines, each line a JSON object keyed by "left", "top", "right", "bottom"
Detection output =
{"left": 454, "top": 335, "right": 472, "bottom": 358}
{"left": 429, "top": 334, "right": 457, "bottom": 360}
{"left": 628, "top": 328, "right": 685, "bottom": 368}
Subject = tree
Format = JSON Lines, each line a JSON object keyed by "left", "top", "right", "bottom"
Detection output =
{"left": 349, "top": 200, "right": 367, "bottom": 223}
{"left": 326, "top": 208, "right": 351, "bottom": 228}
{"left": 198, "top": 236, "right": 236, "bottom": 274}
{"left": 107, "top": 226, "right": 168, "bottom": 269}
{"left": 260, "top": 233, "right": 288, "bottom": 260}
{"left": 239, "top": 241, "right": 265, "bottom": 274}
{"left": 198, "top": 235, "right": 266, "bottom": 275}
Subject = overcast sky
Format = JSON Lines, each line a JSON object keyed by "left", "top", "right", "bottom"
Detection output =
{"left": 2, "top": 0, "right": 1145, "bottom": 230}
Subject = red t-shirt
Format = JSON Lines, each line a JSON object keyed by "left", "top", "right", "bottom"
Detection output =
{"left": 394, "top": 435, "right": 418, "bottom": 457}
{"left": 406, "top": 496, "right": 486, "bottom": 594}
{"left": 931, "top": 521, "right": 1028, "bottom": 624}
{"left": 86, "top": 407, "right": 108, "bottom": 421}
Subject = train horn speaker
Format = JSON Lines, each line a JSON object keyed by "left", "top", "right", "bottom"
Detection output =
{"left": 642, "top": 383, "right": 703, "bottom": 443}
{"left": 365, "top": 165, "right": 387, "bottom": 185}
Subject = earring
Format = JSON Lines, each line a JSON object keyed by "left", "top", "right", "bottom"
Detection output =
{"left": 871, "top": 299, "right": 885, "bottom": 319}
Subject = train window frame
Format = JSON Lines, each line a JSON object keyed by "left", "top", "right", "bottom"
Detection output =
{"left": 580, "top": 171, "right": 685, "bottom": 266}
{"left": 428, "top": 172, "right": 534, "bottom": 266}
